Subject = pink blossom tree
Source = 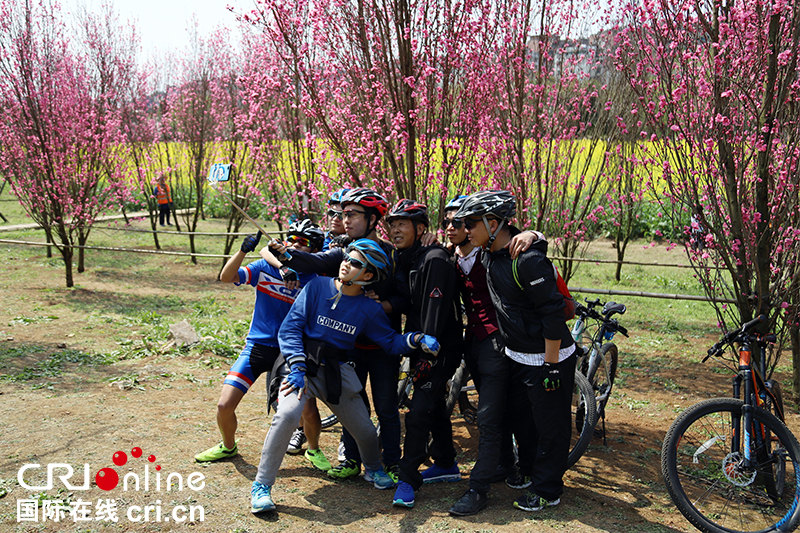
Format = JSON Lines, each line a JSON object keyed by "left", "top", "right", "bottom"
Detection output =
{"left": 162, "top": 22, "right": 233, "bottom": 263}
{"left": 613, "top": 0, "right": 800, "bottom": 384}
{"left": 242, "top": 0, "right": 495, "bottom": 217}
{"left": 478, "top": 0, "right": 617, "bottom": 282}
{"left": 0, "top": 0, "right": 135, "bottom": 287}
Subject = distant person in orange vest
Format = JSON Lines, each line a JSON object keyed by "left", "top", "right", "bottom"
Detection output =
{"left": 154, "top": 178, "right": 173, "bottom": 226}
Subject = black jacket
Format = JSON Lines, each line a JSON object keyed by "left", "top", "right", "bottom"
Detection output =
{"left": 483, "top": 229, "right": 574, "bottom": 354}
{"left": 398, "top": 241, "right": 464, "bottom": 352}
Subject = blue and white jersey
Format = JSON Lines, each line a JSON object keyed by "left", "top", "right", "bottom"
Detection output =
{"left": 278, "top": 277, "right": 417, "bottom": 367}
{"left": 237, "top": 259, "right": 317, "bottom": 347}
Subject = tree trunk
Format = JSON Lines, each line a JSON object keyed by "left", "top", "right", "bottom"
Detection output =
{"left": 60, "top": 246, "right": 74, "bottom": 288}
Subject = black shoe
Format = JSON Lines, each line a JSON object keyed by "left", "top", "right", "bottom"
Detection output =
{"left": 449, "top": 489, "right": 488, "bottom": 516}
{"left": 489, "top": 464, "right": 515, "bottom": 483}
{"left": 506, "top": 471, "right": 533, "bottom": 489}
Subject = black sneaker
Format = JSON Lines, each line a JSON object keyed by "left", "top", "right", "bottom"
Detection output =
{"left": 506, "top": 471, "right": 533, "bottom": 489}
{"left": 513, "top": 491, "right": 560, "bottom": 512}
{"left": 286, "top": 428, "right": 306, "bottom": 455}
{"left": 449, "top": 489, "right": 488, "bottom": 516}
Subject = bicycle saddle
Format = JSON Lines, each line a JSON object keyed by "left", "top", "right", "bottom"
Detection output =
{"left": 602, "top": 302, "right": 626, "bottom": 316}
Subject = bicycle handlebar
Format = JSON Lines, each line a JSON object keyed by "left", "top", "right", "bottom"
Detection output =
{"left": 704, "top": 314, "right": 767, "bottom": 362}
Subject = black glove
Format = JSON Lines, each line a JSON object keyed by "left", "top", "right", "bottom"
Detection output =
{"left": 280, "top": 267, "right": 298, "bottom": 283}
{"left": 413, "top": 356, "right": 437, "bottom": 384}
{"left": 330, "top": 234, "right": 352, "bottom": 248}
{"left": 542, "top": 362, "right": 561, "bottom": 392}
{"left": 241, "top": 231, "right": 262, "bottom": 253}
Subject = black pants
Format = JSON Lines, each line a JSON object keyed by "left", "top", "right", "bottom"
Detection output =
{"left": 463, "top": 331, "right": 514, "bottom": 494}
{"left": 398, "top": 350, "right": 460, "bottom": 490}
{"left": 509, "top": 352, "right": 576, "bottom": 501}
{"left": 159, "top": 203, "right": 171, "bottom": 225}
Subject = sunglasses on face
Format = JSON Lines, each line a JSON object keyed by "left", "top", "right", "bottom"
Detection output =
{"left": 440, "top": 218, "right": 464, "bottom": 231}
{"left": 463, "top": 218, "right": 482, "bottom": 230}
{"left": 342, "top": 209, "right": 366, "bottom": 220}
{"left": 287, "top": 235, "right": 310, "bottom": 247}
{"left": 327, "top": 209, "right": 344, "bottom": 220}
{"left": 344, "top": 254, "right": 368, "bottom": 270}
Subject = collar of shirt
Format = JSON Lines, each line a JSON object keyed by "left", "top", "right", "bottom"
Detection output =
{"left": 456, "top": 246, "right": 480, "bottom": 275}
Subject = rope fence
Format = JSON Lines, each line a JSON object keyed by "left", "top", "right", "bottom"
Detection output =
{"left": 0, "top": 238, "right": 235, "bottom": 259}
{"left": 550, "top": 255, "right": 723, "bottom": 270}
{"left": 569, "top": 286, "right": 737, "bottom": 304}
{"left": 1, "top": 237, "right": 732, "bottom": 304}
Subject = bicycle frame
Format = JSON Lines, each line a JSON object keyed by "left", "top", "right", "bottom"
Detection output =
{"left": 571, "top": 299, "right": 626, "bottom": 405}
{"left": 731, "top": 334, "right": 785, "bottom": 467}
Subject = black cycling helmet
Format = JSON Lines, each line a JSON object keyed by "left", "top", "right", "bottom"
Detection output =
{"left": 345, "top": 239, "right": 391, "bottom": 285}
{"left": 287, "top": 219, "right": 324, "bottom": 251}
{"left": 340, "top": 188, "right": 389, "bottom": 218}
{"left": 385, "top": 199, "right": 429, "bottom": 227}
{"left": 453, "top": 190, "right": 516, "bottom": 248}
{"left": 453, "top": 190, "right": 516, "bottom": 220}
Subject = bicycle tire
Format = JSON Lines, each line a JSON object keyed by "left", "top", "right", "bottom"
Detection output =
{"left": 568, "top": 371, "right": 597, "bottom": 469}
{"left": 587, "top": 343, "right": 618, "bottom": 421}
{"left": 761, "top": 380, "right": 787, "bottom": 499}
{"left": 661, "top": 397, "right": 800, "bottom": 533}
{"left": 445, "top": 360, "right": 469, "bottom": 416}
{"left": 397, "top": 356, "right": 413, "bottom": 409}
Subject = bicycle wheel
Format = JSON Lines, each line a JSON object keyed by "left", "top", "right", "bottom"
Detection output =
{"left": 567, "top": 371, "right": 597, "bottom": 468}
{"left": 661, "top": 398, "right": 800, "bottom": 533}
{"left": 587, "top": 343, "right": 618, "bottom": 420}
{"left": 445, "top": 360, "right": 468, "bottom": 416}
{"left": 397, "top": 356, "right": 413, "bottom": 409}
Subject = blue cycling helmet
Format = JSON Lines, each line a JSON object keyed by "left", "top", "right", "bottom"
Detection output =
{"left": 444, "top": 195, "right": 469, "bottom": 211}
{"left": 345, "top": 239, "right": 390, "bottom": 285}
{"left": 328, "top": 188, "right": 350, "bottom": 206}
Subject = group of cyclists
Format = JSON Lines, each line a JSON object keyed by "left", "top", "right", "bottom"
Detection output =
{"left": 194, "top": 187, "right": 577, "bottom": 517}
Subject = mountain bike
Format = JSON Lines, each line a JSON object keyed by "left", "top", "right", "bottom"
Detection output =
{"left": 571, "top": 298, "right": 628, "bottom": 441}
{"left": 661, "top": 315, "right": 800, "bottom": 533}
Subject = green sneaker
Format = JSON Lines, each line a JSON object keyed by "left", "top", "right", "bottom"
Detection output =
{"left": 385, "top": 464, "right": 400, "bottom": 484}
{"left": 304, "top": 448, "right": 332, "bottom": 472}
{"left": 327, "top": 459, "right": 361, "bottom": 480}
{"left": 195, "top": 441, "right": 238, "bottom": 462}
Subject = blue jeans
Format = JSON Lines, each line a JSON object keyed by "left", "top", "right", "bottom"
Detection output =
{"left": 340, "top": 345, "right": 402, "bottom": 466}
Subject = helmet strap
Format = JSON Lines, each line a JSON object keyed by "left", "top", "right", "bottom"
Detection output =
{"left": 359, "top": 211, "right": 377, "bottom": 240}
{"left": 484, "top": 215, "right": 505, "bottom": 249}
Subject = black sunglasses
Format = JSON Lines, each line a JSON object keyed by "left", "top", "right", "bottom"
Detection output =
{"left": 463, "top": 218, "right": 482, "bottom": 230}
{"left": 327, "top": 209, "right": 344, "bottom": 220}
{"left": 344, "top": 254, "right": 368, "bottom": 270}
{"left": 440, "top": 218, "right": 464, "bottom": 231}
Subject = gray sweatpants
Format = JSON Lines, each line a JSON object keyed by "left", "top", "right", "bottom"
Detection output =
{"left": 255, "top": 362, "right": 382, "bottom": 487}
